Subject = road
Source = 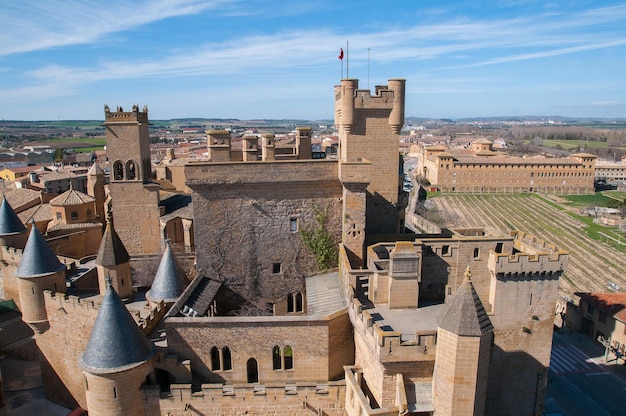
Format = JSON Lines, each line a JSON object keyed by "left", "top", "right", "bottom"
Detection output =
{"left": 544, "top": 331, "right": 626, "bottom": 415}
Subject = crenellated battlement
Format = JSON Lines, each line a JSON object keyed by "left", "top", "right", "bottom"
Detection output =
{"left": 43, "top": 290, "right": 168, "bottom": 333}
{"left": 510, "top": 230, "right": 565, "bottom": 256}
{"left": 1, "top": 245, "right": 24, "bottom": 265}
{"left": 104, "top": 104, "right": 149, "bottom": 123}
{"left": 143, "top": 380, "right": 347, "bottom": 416}
{"left": 488, "top": 251, "right": 567, "bottom": 276}
{"left": 43, "top": 290, "right": 99, "bottom": 312}
{"left": 335, "top": 78, "right": 405, "bottom": 135}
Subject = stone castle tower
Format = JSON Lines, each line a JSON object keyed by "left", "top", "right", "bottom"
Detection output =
{"left": 0, "top": 198, "right": 29, "bottom": 303}
{"left": 14, "top": 225, "right": 67, "bottom": 333}
{"left": 79, "top": 280, "right": 155, "bottom": 416}
{"left": 86, "top": 162, "right": 106, "bottom": 222}
{"left": 335, "top": 78, "right": 406, "bottom": 237}
{"left": 95, "top": 213, "right": 132, "bottom": 300}
{"left": 104, "top": 104, "right": 161, "bottom": 256}
{"left": 433, "top": 268, "right": 493, "bottom": 415}
{"left": 334, "top": 79, "right": 407, "bottom": 267}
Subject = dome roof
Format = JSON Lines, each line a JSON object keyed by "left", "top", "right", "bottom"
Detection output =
{"left": 15, "top": 225, "right": 65, "bottom": 278}
{"left": 146, "top": 242, "right": 188, "bottom": 303}
{"left": 79, "top": 281, "right": 154, "bottom": 374}
{"left": 0, "top": 198, "right": 27, "bottom": 236}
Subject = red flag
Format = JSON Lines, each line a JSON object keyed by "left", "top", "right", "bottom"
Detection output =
{"left": 338, "top": 48, "right": 344, "bottom": 60}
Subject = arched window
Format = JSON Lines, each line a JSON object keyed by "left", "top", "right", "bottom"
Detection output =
{"left": 473, "top": 247, "right": 480, "bottom": 259}
{"left": 287, "top": 293, "right": 294, "bottom": 313}
{"left": 284, "top": 346, "right": 293, "bottom": 370}
{"left": 273, "top": 346, "right": 282, "bottom": 370}
{"left": 113, "top": 161, "right": 124, "bottom": 180}
{"left": 210, "top": 346, "right": 220, "bottom": 371}
{"left": 222, "top": 347, "right": 232, "bottom": 371}
{"left": 295, "top": 293, "right": 303, "bottom": 312}
{"left": 70, "top": 211, "right": 78, "bottom": 221}
{"left": 126, "top": 160, "right": 137, "bottom": 180}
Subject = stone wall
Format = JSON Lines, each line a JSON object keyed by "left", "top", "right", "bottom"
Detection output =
{"left": 164, "top": 310, "right": 353, "bottom": 385}
{"left": 188, "top": 160, "right": 342, "bottom": 303}
{"left": 143, "top": 381, "right": 346, "bottom": 416}
{"left": 109, "top": 181, "right": 162, "bottom": 256}
{"left": 37, "top": 291, "right": 100, "bottom": 409}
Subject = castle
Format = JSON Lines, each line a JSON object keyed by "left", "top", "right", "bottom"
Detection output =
{"left": 0, "top": 79, "right": 568, "bottom": 416}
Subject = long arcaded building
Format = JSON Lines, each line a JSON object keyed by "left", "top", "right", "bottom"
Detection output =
{"left": 417, "top": 139, "right": 596, "bottom": 194}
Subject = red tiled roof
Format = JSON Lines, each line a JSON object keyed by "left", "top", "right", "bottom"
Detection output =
{"left": 576, "top": 292, "right": 626, "bottom": 323}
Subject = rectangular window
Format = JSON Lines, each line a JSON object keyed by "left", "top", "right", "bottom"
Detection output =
{"left": 290, "top": 217, "right": 298, "bottom": 233}
{"left": 273, "top": 263, "right": 281, "bottom": 274}
{"left": 599, "top": 311, "right": 607, "bottom": 324}
{"left": 442, "top": 245, "right": 449, "bottom": 255}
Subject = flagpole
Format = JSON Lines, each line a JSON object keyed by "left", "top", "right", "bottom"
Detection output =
{"left": 367, "top": 48, "right": 370, "bottom": 90}
{"left": 346, "top": 40, "right": 349, "bottom": 78}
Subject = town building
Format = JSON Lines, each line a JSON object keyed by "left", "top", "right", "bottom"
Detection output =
{"left": 416, "top": 139, "right": 596, "bottom": 193}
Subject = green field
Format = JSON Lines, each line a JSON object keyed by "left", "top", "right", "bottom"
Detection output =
{"left": 541, "top": 139, "right": 610, "bottom": 150}
{"left": 30, "top": 136, "right": 106, "bottom": 151}
{"left": 560, "top": 193, "right": 615, "bottom": 207}
{"left": 428, "top": 193, "right": 626, "bottom": 299}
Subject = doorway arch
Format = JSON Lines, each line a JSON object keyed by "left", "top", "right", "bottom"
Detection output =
{"left": 246, "top": 358, "right": 259, "bottom": 383}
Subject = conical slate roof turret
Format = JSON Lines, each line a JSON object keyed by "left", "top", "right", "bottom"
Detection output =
{"left": 80, "top": 280, "right": 154, "bottom": 373}
{"left": 146, "top": 240, "right": 188, "bottom": 303}
{"left": 0, "top": 198, "right": 27, "bottom": 236}
{"left": 15, "top": 224, "right": 65, "bottom": 278}
{"left": 96, "top": 213, "right": 130, "bottom": 267}
{"left": 437, "top": 267, "right": 493, "bottom": 336}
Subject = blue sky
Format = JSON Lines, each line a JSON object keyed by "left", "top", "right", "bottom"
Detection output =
{"left": 1, "top": 0, "right": 626, "bottom": 121}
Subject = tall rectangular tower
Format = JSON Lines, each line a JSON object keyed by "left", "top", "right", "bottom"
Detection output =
{"left": 335, "top": 79, "right": 406, "bottom": 235}
{"left": 104, "top": 105, "right": 161, "bottom": 256}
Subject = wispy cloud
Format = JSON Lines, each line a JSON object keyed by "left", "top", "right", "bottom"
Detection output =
{"left": 0, "top": 0, "right": 240, "bottom": 56}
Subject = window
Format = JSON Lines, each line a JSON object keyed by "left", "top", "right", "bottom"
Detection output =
{"left": 495, "top": 243, "right": 503, "bottom": 253}
{"left": 442, "top": 245, "right": 449, "bottom": 255}
{"left": 273, "top": 263, "right": 281, "bottom": 274}
{"left": 284, "top": 346, "right": 293, "bottom": 370}
{"left": 87, "top": 209, "right": 92, "bottom": 218}
{"left": 56, "top": 212, "right": 62, "bottom": 220}
{"left": 587, "top": 304, "right": 595, "bottom": 315}
{"left": 210, "top": 347, "right": 221, "bottom": 371}
{"left": 126, "top": 160, "right": 137, "bottom": 180}
{"left": 222, "top": 347, "right": 232, "bottom": 371}
{"left": 599, "top": 311, "right": 607, "bottom": 324}
{"left": 113, "top": 161, "right": 123, "bottom": 180}
{"left": 273, "top": 346, "right": 282, "bottom": 370}
{"left": 295, "top": 292, "right": 303, "bottom": 312}
{"left": 473, "top": 247, "right": 480, "bottom": 259}
{"left": 70, "top": 211, "right": 78, "bottom": 220}
{"left": 290, "top": 217, "right": 298, "bottom": 233}
{"left": 287, "top": 294, "right": 294, "bottom": 313}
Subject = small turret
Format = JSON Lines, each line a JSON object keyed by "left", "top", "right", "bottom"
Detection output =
{"left": 145, "top": 240, "right": 188, "bottom": 307}
{"left": 433, "top": 267, "right": 493, "bottom": 416}
{"left": 0, "top": 198, "right": 28, "bottom": 249}
{"left": 14, "top": 224, "right": 66, "bottom": 333}
{"left": 95, "top": 213, "right": 132, "bottom": 300}
{"left": 80, "top": 279, "right": 154, "bottom": 416}
{"left": 87, "top": 162, "right": 106, "bottom": 222}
